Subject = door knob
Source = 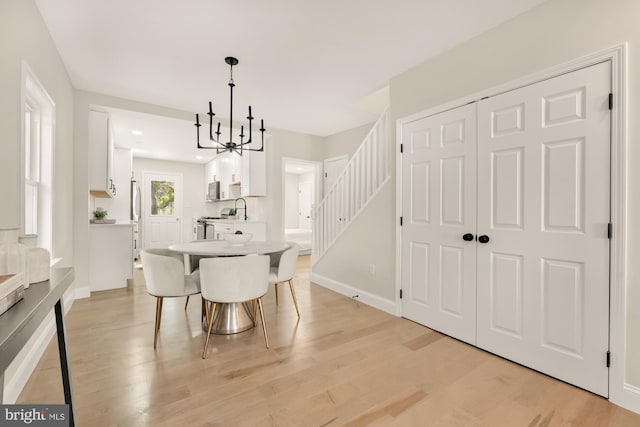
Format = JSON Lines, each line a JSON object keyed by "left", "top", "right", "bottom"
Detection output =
{"left": 478, "top": 235, "right": 490, "bottom": 244}
{"left": 462, "top": 233, "right": 474, "bottom": 242}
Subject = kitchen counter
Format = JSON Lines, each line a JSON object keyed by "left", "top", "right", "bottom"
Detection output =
{"left": 89, "top": 222, "right": 135, "bottom": 227}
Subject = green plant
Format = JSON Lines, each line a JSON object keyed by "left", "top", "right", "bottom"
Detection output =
{"left": 93, "top": 210, "right": 108, "bottom": 219}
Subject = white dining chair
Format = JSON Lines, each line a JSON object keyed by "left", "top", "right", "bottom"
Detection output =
{"left": 141, "top": 248, "right": 202, "bottom": 349}
{"left": 199, "top": 255, "right": 270, "bottom": 359}
{"left": 269, "top": 246, "right": 300, "bottom": 318}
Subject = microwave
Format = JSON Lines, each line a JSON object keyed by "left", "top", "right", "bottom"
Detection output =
{"left": 207, "top": 181, "right": 220, "bottom": 200}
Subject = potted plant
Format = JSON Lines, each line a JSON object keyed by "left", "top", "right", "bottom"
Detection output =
{"left": 93, "top": 209, "right": 108, "bottom": 220}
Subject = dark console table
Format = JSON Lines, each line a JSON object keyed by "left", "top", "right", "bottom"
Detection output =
{"left": 0, "top": 267, "right": 75, "bottom": 426}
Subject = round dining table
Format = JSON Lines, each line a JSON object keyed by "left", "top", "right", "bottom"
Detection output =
{"left": 168, "top": 240, "right": 290, "bottom": 335}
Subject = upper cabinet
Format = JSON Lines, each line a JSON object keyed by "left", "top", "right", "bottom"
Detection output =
{"left": 89, "top": 110, "right": 116, "bottom": 198}
{"left": 240, "top": 150, "right": 266, "bottom": 197}
{"left": 204, "top": 148, "right": 266, "bottom": 200}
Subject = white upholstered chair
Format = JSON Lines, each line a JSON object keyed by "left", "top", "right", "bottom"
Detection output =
{"left": 199, "top": 255, "right": 270, "bottom": 359}
{"left": 269, "top": 246, "right": 300, "bottom": 318}
{"left": 141, "top": 248, "right": 202, "bottom": 349}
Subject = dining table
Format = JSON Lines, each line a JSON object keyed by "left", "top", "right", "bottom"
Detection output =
{"left": 168, "top": 240, "right": 290, "bottom": 335}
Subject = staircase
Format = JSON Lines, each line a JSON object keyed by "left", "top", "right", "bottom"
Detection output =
{"left": 312, "top": 109, "right": 390, "bottom": 265}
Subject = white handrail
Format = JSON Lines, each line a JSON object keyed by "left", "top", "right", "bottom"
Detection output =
{"left": 312, "top": 109, "right": 389, "bottom": 264}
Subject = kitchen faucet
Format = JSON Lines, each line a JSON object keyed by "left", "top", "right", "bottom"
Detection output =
{"left": 234, "top": 197, "right": 248, "bottom": 220}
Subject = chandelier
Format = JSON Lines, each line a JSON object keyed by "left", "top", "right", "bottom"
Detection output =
{"left": 195, "top": 56, "right": 265, "bottom": 155}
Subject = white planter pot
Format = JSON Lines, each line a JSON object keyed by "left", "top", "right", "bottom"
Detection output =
{"left": 19, "top": 234, "right": 51, "bottom": 284}
{"left": 0, "top": 226, "right": 29, "bottom": 288}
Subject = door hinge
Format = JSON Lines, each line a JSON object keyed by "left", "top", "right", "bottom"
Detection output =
{"left": 400, "top": 289, "right": 403, "bottom": 299}
{"left": 325, "top": 172, "right": 327, "bottom": 178}
{"left": 609, "top": 93, "right": 613, "bottom": 110}
{"left": 400, "top": 216, "right": 403, "bottom": 226}
{"left": 607, "top": 351, "right": 611, "bottom": 367}
{"left": 608, "top": 223, "right": 613, "bottom": 239}
{"left": 400, "top": 143, "right": 404, "bottom": 153}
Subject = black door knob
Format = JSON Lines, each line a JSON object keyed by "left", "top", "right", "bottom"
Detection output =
{"left": 478, "top": 235, "right": 490, "bottom": 244}
{"left": 462, "top": 233, "right": 474, "bottom": 242}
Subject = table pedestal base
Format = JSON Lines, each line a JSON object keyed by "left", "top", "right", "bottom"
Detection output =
{"left": 205, "top": 301, "right": 256, "bottom": 334}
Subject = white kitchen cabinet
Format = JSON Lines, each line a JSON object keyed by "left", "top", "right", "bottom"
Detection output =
{"left": 99, "top": 148, "right": 132, "bottom": 221}
{"left": 204, "top": 148, "right": 266, "bottom": 200}
{"left": 89, "top": 224, "right": 133, "bottom": 292}
{"left": 89, "top": 110, "right": 116, "bottom": 198}
{"left": 241, "top": 150, "right": 266, "bottom": 196}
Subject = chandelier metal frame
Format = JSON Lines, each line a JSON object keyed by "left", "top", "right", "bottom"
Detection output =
{"left": 195, "top": 56, "right": 265, "bottom": 155}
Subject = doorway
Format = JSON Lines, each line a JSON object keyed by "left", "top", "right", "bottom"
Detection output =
{"left": 282, "top": 158, "right": 322, "bottom": 255}
{"left": 323, "top": 155, "right": 347, "bottom": 197}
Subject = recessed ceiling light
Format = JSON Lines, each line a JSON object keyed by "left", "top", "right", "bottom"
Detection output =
{"left": 195, "top": 155, "right": 204, "bottom": 160}
{"left": 131, "top": 130, "right": 143, "bottom": 136}
{"left": 296, "top": 167, "right": 303, "bottom": 171}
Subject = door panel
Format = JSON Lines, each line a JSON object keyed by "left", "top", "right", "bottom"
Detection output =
{"left": 476, "top": 61, "right": 610, "bottom": 396}
{"left": 143, "top": 172, "right": 182, "bottom": 249}
{"left": 401, "top": 104, "right": 477, "bottom": 344}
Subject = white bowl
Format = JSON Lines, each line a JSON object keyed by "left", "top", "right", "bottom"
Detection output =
{"left": 223, "top": 233, "right": 253, "bottom": 245}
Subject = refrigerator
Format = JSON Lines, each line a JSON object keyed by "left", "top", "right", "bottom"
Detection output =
{"left": 131, "top": 179, "right": 141, "bottom": 259}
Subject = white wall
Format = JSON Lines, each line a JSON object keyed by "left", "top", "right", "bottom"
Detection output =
{"left": 0, "top": 0, "right": 76, "bottom": 402}
{"left": 322, "top": 121, "right": 373, "bottom": 160}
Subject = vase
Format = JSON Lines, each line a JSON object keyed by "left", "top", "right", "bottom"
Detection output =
{"left": 19, "top": 234, "right": 50, "bottom": 284}
{"left": 0, "top": 226, "right": 30, "bottom": 288}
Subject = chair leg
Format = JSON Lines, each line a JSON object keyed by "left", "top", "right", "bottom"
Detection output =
{"left": 275, "top": 282, "right": 279, "bottom": 305}
{"left": 202, "top": 302, "right": 218, "bottom": 359}
{"left": 253, "top": 299, "right": 259, "bottom": 326}
{"left": 154, "top": 296, "right": 163, "bottom": 349}
{"left": 201, "top": 296, "right": 206, "bottom": 322}
{"left": 257, "top": 297, "right": 270, "bottom": 349}
{"left": 288, "top": 279, "right": 300, "bottom": 318}
{"left": 185, "top": 295, "right": 190, "bottom": 310}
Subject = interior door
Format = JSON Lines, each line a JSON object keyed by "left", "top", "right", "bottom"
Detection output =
{"left": 299, "top": 181, "right": 313, "bottom": 230}
{"left": 400, "top": 104, "right": 477, "bottom": 345}
{"left": 323, "top": 155, "right": 347, "bottom": 197}
{"left": 142, "top": 172, "right": 182, "bottom": 249}
{"left": 476, "top": 62, "right": 611, "bottom": 396}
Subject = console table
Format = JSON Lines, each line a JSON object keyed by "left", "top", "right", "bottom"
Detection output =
{"left": 0, "top": 267, "right": 75, "bottom": 426}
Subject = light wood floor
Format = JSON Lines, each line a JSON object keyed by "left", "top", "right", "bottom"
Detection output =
{"left": 18, "top": 256, "right": 640, "bottom": 426}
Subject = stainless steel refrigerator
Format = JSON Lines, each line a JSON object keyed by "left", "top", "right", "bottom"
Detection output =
{"left": 131, "top": 179, "right": 141, "bottom": 259}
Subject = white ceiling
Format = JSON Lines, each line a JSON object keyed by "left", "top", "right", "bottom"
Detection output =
{"left": 36, "top": 0, "right": 546, "bottom": 160}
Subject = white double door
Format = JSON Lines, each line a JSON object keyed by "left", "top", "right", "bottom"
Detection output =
{"left": 401, "top": 62, "right": 611, "bottom": 396}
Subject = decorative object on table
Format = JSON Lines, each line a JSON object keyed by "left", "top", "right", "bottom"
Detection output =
{"left": 91, "top": 208, "right": 116, "bottom": 224}
{"left": 20, "top": 235, "right": 51, "bottom": 284}
{"left": 223, "top": 232, "right": 252, "bottom": 246}
{"left": 0, "top": 226, "right": 29, "bottom": 288}
{"left": 0, "top": 272, "right": 25, "bottom": 316}
{"left": 195, "top": 56, "right": 266, "bottom": 156}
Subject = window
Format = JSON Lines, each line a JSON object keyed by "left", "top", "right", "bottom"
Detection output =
{"left": 150, "top": 180, "right": 175, "bottom": 216}
{"left": 22, "top": 63, "right": 54, "bottom": 253}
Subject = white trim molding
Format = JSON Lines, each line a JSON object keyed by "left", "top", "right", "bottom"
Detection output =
{"left": 395, "top": 44, "right": 632, "bottom": 412}
{"left": 311, "top": 272, "right": 396, "bottom": 315}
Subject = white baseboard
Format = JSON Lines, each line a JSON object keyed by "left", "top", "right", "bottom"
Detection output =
{"left": 310, "top": 272, "right": 397, "bottom": 315}
{"left": 2, "top": 286, "right": 76, "bottom": 404}
{"left": 611, "top": 383, "right": 640, "bottom": 415}
{"left": 75, "top": 285, "right": 90, "bottom": 299}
